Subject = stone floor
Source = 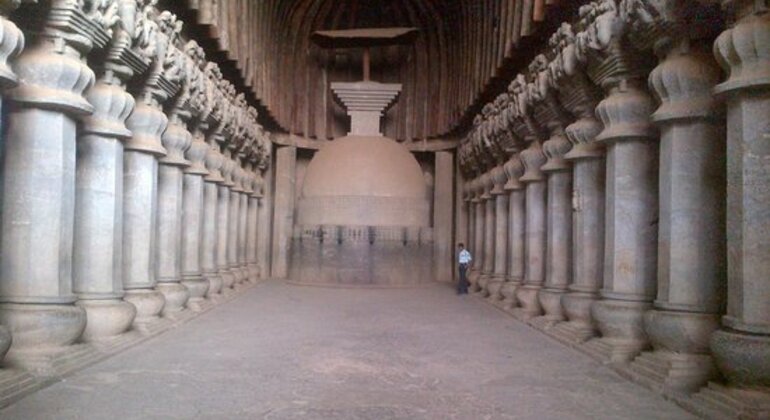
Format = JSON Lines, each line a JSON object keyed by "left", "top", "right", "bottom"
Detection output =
{"left": 0, "top": 281, "right": 695, "bottom": 420}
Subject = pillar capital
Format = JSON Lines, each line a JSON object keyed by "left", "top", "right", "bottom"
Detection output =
{"left": 220, "top": 151, "right": 237, "bottom": 188}
{"left": 547, "top": 23, "right": 605, "bottom": 160}
{"left": 490, "top": 165, "right": 507, "bottom": 195}
{"left": 503, "top": 154, "right": 524, "bottom": 191}
{"left": 7, "top": 0, "right": 117, "bottom": 115}
{"left": 0, "top": 0, "right": 31, "bottom": 89}
{"left": 519, "top": 140, "right": 547, "bottom": 183}
{"left": 622, "top": 0, "right": 724, "bottom": 124}
{"left": 479, "top": 171, "right": 494, "bottom": 200}
{"left": 713, "top": 0, "right": 770, "bottom": 95}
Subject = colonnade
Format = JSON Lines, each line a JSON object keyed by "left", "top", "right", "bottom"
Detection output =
{"left": 458, "top": 0, "right": 769, "bottom": 416}
{"left": 0, "top": 0, "right": 271, "bottom": 374}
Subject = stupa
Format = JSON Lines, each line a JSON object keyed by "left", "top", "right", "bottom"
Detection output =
{"left": 290, "top": 28, "right": 433, "bottom": 286}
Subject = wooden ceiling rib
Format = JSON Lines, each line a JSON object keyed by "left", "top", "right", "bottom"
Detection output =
{"left": 179, "top": 0, "right": 575, "bottom": 143}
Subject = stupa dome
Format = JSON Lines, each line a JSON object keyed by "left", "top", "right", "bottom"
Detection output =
{"left": 298, "top": 135, "right": 429, "bottom": 227}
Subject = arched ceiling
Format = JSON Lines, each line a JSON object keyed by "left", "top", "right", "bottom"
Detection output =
{"left": 173, "top": 0, "right": 580, "bottom": 144}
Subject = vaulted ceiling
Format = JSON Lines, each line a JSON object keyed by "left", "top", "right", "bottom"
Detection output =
{"left": 172, "top": 0, "right": 580, "bottom": 144}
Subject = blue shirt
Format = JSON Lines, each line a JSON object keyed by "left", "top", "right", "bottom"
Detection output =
{"left": 458, "top": 249, "right": 472, "bottom": 264}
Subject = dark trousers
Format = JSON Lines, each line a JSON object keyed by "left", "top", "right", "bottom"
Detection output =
{"left": 457, "top": 263, "right": 469, "bottom": 294}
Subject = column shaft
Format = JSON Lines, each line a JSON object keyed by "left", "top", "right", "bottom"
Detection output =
{"left": 228, "top": 184, "right": 242, "bottom": 284}
{"left": 0, "top": 18, "right": 100, "bottom": 357}
{"left": 482, "top": 198, "right": 495, "bottom": 276}
{"left": 181, "top": 172, "right": 208, "bottom": 303}
{"left": 0, "top": 4, "right": 25, "bottom": 361}
{"left": 515, "top": 140, "right": 547, "bottom": 319}
{"left": 627, "top": 37, "right": 727, "bottom": 392}
{"left": 202, "top": 181, "right": 222, "bottom": 295}
{"left": 515, "top": 180, "right": 546, "bottom": 318}
{"left": 467, "top": 196, "right": 481, "bottom": 291}
{"left": 238, "top": 191, "right": 249, "bottom": 281}
{"left": 155, "top": 162, "right": 189, "bottom": 313}
{"left": 710, "top": 4, "right": 770, "bottom": 390}
{"left": 271, "top": 146, "right": 296, "bottom": 279}
{"left": 217, "top": 182, "right": 234, "bottom": 290}
{"left": 257, "top": 165, "right": 273, "bottom": 278}
{"left": 73, "top": 78, "right": 137, "bottom": 341}
{"left": 122, "top": 109, "right": 166, "bottom": 323}
{"left": 537, "top": 170, "right": 572, "bottom": 323}
{"left": 560, "top": 157, "right": 605, "bottom": 340}
{"left": 433, "top": 151, "right": 454, "bottom": 283}
{"left": 246, "top": 194, "right": 260, "bottom": 282}
{"left": 589, "top": 83, "right": 658, "bottom": 363}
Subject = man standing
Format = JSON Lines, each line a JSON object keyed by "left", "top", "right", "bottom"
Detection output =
{"left": 457, "top": 243, "right": 472, "bottom": 294}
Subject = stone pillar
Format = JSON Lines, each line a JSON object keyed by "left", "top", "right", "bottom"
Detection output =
{"left": 122, "top": 11, "right": 181, "bottom": 327}
{"left": 487, "top": 166, "right": 509, "bottom": 300}
{"left": 123, "top": 102, "right": 167, "bottom": 324}
{"left": 154, "top": 102, "right": 192, "bottom": 315}
{"left": 616, "top": 2, "right": 728, "bottom": 393}
{"left": 237, "top": 160, "right": 252, "bottom": 283}
{"left": 456, "top": 175, "right": 470, "bottom": 282}
{"left": 569, "top": 4, "right": 659, "bottom": 364}
{"left": 228, "top": 161, "right": 244, "bottom": 286}
{"left": 0, "top": 2, "right": 106, "bottom": 362}
{"left": 546, "top": 21, "right": 606, "bottom": 344}
{"left": 217, "top": 151, "right": 236, "bottom": 291}
{"left": 433, "top": 151, "right": 454, "bottom": 283}
{"left": 462, "top": 183, "right": 474, "bottom": 282}
{"left": 514, "top": 140, "right": 547, "bottom": 319}
{"left": 201, "top": 135, "right": 224, "bottom": 298}
{"left": 588, "top": 81, "right": 658, "bottom": 364}
{"left": 0, "top": 0, "right": 27, "bottom": 361}
{"left": 180, "top": 123, "right": 210, "bottom": 309}
{"left": 246, "top": 168, "right": 263, "bottom": 283}
{"left": 73, "top": 23, "right": 148, "bottom": 341}
{"left": 271, "top": 146, "right": 296, "bottom": 279}
{"left": 469, "top": 177, "right": 485, "bottom": 291}
{"left": 501, "top": 154, "right": 525, "bottom": 310}
{"left": 257, "top": 156, "right": 273, "bottom": 278}
{"left": 709, "top": 0, "right": 770, "bottom": 397}
{"left": 535, "top": 127, "right": 573, "bottom": 328}
{"left": 477, "top": 172, "right": 495, "bottom": 294}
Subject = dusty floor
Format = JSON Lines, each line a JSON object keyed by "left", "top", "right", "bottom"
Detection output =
{"left": 1, "top": 280, "right": 695, "bottom": 420}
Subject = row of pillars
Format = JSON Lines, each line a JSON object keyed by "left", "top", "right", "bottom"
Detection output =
{"left": 458, "top": 0, "right": 769, "bottom": 408}
{"left": 0, "top": 1, "right": 272, "bottom": 370}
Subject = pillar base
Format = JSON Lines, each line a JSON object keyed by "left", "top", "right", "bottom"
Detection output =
{"left": 500, "top": 281, "right": 520, "bottom": 310}
{"left": 712, "top": 328, "right": 770, "bottom": 387}
{"left": 684, "top": 382, "right": 770, "bottom": 420}
{"left": 231, "top": 266, "right": 245, "bottom": 286}
{"left": 486, "top": 278, "right": 505, "bottom": 301}
{"left": 468, "top": 270, "right": 482, "bottom": 292}
{"left": 181, "top": 275, "right": 209, "bottom": 302}
{"left": 220, "top": 269, "right": 235, "bottom": 291}
{"left": 552, "top": 291, "right": 600, "bottom": 343}
{"left": 514, "top": 285, "right": 542, "bottom": 320}
{"left": 586, "top": 299, "right": 652, "bottom": 364}
{"left": 123, "top": 289, "right": 165, "bottom": 324}
{"left": 625, "top": 349, "right": 719, "bottom": 395}
{"left": 0, "top": 324, "right": 10, "bottom": 362}
{"left": 247, "top": 263, "right": 259, "bottom": 283}
{"left": 535, "top": 287, "right": 567, "bottom": 325}
{"left": 645, "top": 308, "right": 720, "bottom": 356}
{"left": 476, "top": 273, "right": 493, "bottom": 296}
{"left": 75, "top": 299, "right": 136, "bottom": 342}
{"left": 204, "top": 272, "right": 223, "bottom": 297}
{"left": 155, "top": 283, "right": 189, "bottom": 315}
{"left": 0, "top": 303, "right": 86, "bottom": 353}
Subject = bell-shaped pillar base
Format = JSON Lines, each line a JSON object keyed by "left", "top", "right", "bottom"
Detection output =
{"left": 76, "top": 299, "right": 136, "bottom": 342}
